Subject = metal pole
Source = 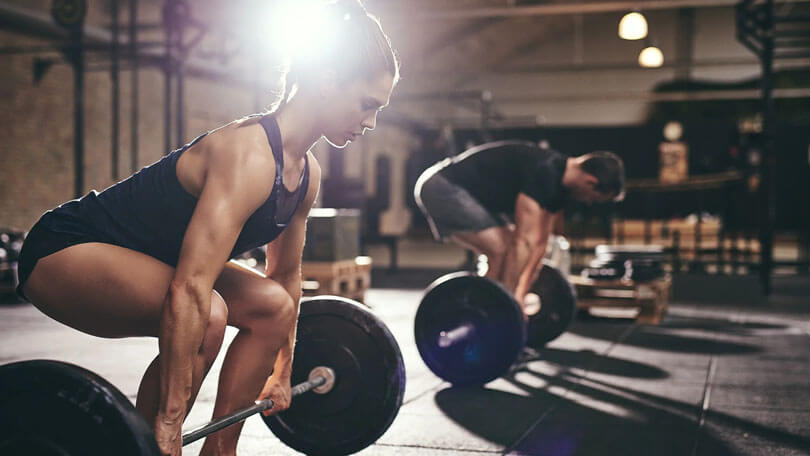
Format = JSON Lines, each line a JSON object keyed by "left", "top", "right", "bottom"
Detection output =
{"left": 759, "top": 0, "right": 776, "bottom": 295}
{"left": 173, "top": 0, "right": 187, "bottom": 147}
{"left": 73, "top": 28, "right": 85, "bottom": 198}
{"left": 176, "top": 60, "right": 184, "bottom": 146}
{"left": 129, "top": 0, "right": 139, "bottom": 172}
{"left": 163, "top": 1, "right": 173, "bottom": 154}
{"left": 111, "top": 0, "right": 120, "bottom": 181}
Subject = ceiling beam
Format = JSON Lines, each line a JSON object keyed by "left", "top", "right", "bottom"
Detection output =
{"left": 398, "top": 87, "right": 810, "bottom": 104}
{"left": 399, "top": 0, "right": 810, "bottom": 20}
{"left": 399, "top": 56, "right": 810, "bottom": 79}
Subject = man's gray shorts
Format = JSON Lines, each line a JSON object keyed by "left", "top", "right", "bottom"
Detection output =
{"left": 414, "top": 162, "right": 506, "bottom": 241}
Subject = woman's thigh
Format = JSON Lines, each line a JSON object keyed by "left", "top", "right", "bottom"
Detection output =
{"left": 23, "top": 242, "right": 175, "bottom": 338}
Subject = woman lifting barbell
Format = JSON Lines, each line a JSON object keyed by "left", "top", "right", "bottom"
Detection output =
{"left": 14, "top": 1, "right": 399, "bottom": 455}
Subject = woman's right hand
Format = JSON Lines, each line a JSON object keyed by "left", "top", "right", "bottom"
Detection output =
{"left": 154, "top": 413, "right": 184, "bottom": 456}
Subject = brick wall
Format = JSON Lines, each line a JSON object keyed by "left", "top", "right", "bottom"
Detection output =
{"left": 0, "top": 1, "right": 419, "bottom": 234}
{"left": 0, "top": 2, "right": 257, "bottom": 230}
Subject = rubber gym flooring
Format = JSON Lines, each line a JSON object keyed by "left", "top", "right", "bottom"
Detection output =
{"left": 1, "top": 275, "right": 809, "bottom": 455}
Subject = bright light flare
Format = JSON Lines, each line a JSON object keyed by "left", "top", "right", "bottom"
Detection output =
{"left": 240, "top": 1, "right": 346, "bottom": 65}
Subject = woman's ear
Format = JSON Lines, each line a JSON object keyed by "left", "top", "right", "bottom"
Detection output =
{"left": 584, "top": 173, "right": 599, "bottom": 189}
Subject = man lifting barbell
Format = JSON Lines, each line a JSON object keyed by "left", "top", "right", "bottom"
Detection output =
{"left": 13, "top": 2, "right": 399, "bottom": 455}
{"left": 414, "top": 141, "right": 626, "bottom": 315}
{"left": 413, "top": 142, "right": 624, "bottom": 386}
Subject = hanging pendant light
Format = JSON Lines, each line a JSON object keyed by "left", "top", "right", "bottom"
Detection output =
{"left": 639, "top": 44, "right": 664, "bottom": 68}
{"left": 619, "top": 11, "right": 648, "bottom": 40}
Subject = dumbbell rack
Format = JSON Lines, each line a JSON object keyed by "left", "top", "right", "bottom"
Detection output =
{"left": 569, "top": 275, "right": 672, "bottom": 325}
{"left": 301, "top": 256, "right": 372, "bottom": 303}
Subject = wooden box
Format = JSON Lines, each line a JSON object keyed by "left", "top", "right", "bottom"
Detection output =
{"left": 301, "top": 256, "right": 372, "bottom": 303}
{"left": 570, "top": 275, "right": 672, "bottom": 324}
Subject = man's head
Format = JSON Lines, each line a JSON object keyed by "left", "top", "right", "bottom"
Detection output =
{"left": 564, "top": 151, "right": 625, "bottom": 204}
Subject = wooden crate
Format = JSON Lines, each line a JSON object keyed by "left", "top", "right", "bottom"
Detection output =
{"left": 301, "top": 256, "right": 372, "bottom": 303}
{"left": 569, "top": 275, "right": 672, "bottom": 324}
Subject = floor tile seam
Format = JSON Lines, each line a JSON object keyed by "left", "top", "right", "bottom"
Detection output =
{"left": 402, "top": 380, "right": 447, "bottom": 406}
{"left": 372, "top": 442, "right": 501, "bottom": 453}
{"left": 690, "top": 355, "right": 719, "bottom": 456}
{"left": 500, "top": 323, "right": 639, "bottom": 454}
{"left": 706, "top": 404, "right": 810, "bottom": 412}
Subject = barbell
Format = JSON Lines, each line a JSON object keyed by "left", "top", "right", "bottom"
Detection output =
{"left": 414, "top": 262, "right": 576, "bottom": 386}
{"left": 0, "top": 296, "right": 406, "bottom": 456}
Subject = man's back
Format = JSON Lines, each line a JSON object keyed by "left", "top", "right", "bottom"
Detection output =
{"left": 439, "top": 140, "right": 568, "bottom": 214}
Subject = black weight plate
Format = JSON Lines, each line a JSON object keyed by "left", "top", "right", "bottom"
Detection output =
{"left": 0, "top": 360, "right": 159, "bottom": 456}
{"left": 583, "top": 267, "right": 623, "bottom": 280}
{"left": 526, "top": 264, "right": 577, "bottom": 348}
{"left": 263, "top": 297, "right": 405, "bottom": 456}
{"left": 595, "top": 253, "right": 667, "bottom": 263}
{"left": 414, "top": 272, "right": 526, "bottom": 386}
{"left": 595, "top": 244, "right": 664, "bottom": 254}
{"left": 595, "top": 244, "right": 666, "bottom": 262}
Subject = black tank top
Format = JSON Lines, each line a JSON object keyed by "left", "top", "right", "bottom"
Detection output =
{"left": 40, "top": 115, "right": 310, "bottom": 267}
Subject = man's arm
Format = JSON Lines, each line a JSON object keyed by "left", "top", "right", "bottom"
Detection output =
{"left": 263, "top": 155, "right": 321, "bottom": 380}
{"left": 514, "top": 209, "right": 556, "bottom": 302}
{"left": 501, "top": 193, "right": 545, "bottom": 297}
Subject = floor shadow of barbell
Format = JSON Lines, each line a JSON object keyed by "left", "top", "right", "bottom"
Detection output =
{"left": 649, "top": 315, "right": 793, "bottom": 335}
{"left": 508, "top": 367, "right": 810, "bottom": 455}
{"left": 433, "top": 375, "right": 734, "bottom": 456}
{"left": 434, "top": 360, "right": 808, "bottom": 456}
{"left": 517, "top": 347, "right": 669, "bottom": 380}
{"left": 566, "top": 321, "right": 763, "bottom": 355}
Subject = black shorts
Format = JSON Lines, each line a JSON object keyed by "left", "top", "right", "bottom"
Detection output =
{"left": 414, "top": 162, "right": 507, "bottom": 241}
{"left": 16, "top": 213, "right": 101, "bottom": 301}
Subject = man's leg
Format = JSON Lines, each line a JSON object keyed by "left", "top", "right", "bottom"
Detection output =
{"left": 451, "top": 226, "right": 513, "bottom": 281}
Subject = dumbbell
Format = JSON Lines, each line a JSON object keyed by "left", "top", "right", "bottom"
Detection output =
{"left": 0, "top": 297, "right": 406, "bottom": 456}
{"left": 414, "top": 262, "right": 576, "bottom": 386}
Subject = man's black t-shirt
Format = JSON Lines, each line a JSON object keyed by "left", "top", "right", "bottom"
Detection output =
{"left": 438, "top": 140, "right": 568, "bottom": 214}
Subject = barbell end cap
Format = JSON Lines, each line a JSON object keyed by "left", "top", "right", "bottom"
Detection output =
{"left": 309, "top": 366, "right": 336, "bottom": 394}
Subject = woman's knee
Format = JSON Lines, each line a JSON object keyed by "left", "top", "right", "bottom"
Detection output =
{"left": 233, "top": 280, "right": 296, "bottom": 333}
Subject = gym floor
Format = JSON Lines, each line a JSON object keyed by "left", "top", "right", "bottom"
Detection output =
{"left": 2, "top": 241, "right": 809, "bottom": 455}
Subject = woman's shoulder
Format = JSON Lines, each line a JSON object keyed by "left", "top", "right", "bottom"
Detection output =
{"left": 197, "top": 119, "right": 276, "bottom": 185}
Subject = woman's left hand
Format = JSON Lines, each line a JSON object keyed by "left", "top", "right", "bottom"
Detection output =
{"left": 258, "top": 374, "right": 292, "bottom": 417}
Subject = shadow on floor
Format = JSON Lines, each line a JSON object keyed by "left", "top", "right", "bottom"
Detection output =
{"left": 518, "top": 347, "right": 669, "bottom": 379}
{"left": 659, "top": 315, "right": 792, "bottom": 335}
{"left": 433, "top": 374, "right": 732, "bottom": 456}
{"left": 434, "top": 363, "right": 810, "bottom": 455}
{"left": 568, "top": 321, "right": 763, "bottom": 355}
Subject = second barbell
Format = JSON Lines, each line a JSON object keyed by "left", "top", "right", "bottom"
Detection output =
{"left": 414, "top": 263, "right": 576, "bottom": 386}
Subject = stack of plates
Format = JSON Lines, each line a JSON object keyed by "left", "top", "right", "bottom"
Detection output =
{"left": 583, "top": 245, "right": 666, "bottom": 282}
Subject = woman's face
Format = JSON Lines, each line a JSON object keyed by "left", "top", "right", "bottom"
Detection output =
{"left": 320, "top": 71, "right": 395, "bottom": 148}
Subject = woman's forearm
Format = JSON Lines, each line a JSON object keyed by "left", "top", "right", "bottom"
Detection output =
{"left": 271, "top": 274, "right": 302, "bottom": 379}
{"left": 157, "top": 282, "right": 211, "bottom": 419}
